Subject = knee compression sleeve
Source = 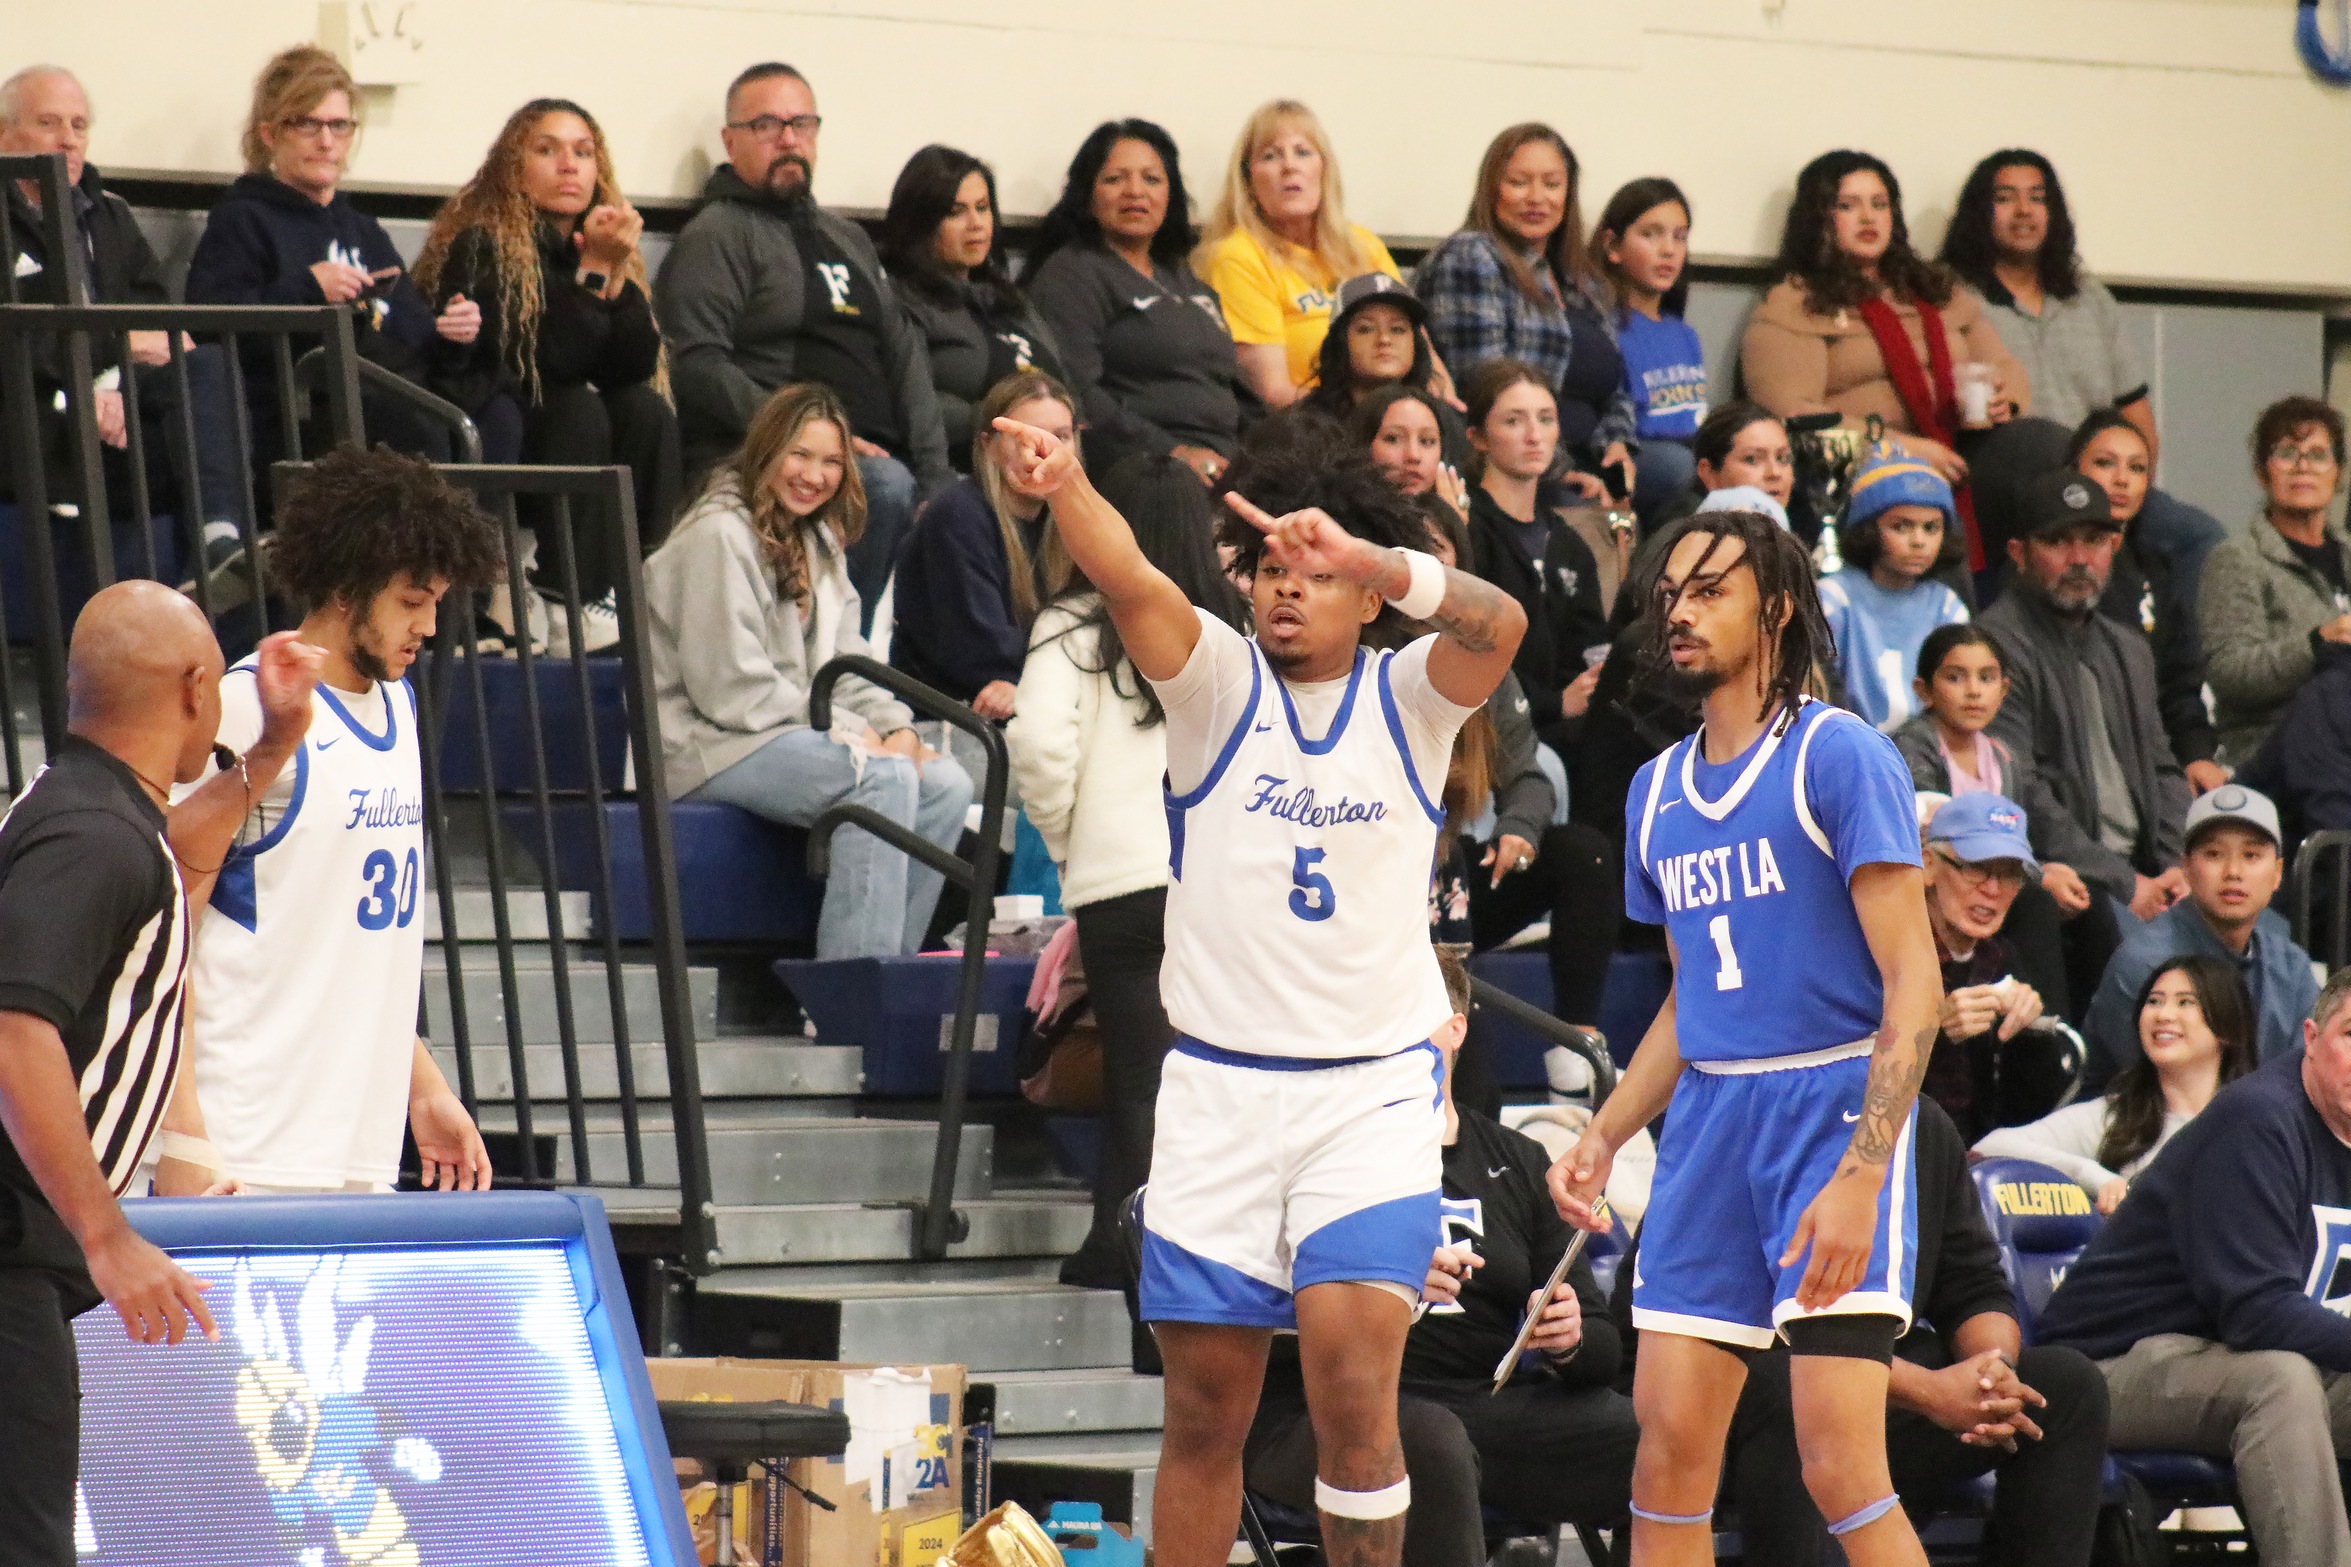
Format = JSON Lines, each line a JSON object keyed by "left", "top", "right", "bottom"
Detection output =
{"left": 1315, "top": 1477, "right": 1410, "bottom": 1520}
{"left": 1783, "top": 1312, "right": 1901, "bottom": 1363}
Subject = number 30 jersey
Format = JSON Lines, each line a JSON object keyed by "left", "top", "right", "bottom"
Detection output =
{"left": 187, "top": 666, "right": 426, "bottom": 1188}
{"left": 1626, "top": 698, "right": 1921, "bottom": 1064}
{"left": 1154, "top": 614, "right": 1472, "bottom": 1061}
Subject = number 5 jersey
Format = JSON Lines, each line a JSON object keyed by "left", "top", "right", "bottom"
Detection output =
{"left": 185, "top": 662, "right": 426, "bottom": 1189}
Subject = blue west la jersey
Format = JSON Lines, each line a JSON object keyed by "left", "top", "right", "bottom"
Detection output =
{"left": 1626, "top": 699, "right": 1921, "bottom": 1062}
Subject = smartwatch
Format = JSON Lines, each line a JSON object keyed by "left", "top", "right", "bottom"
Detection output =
{"left": 578, "top": 269, "right": 610, "bottom": 295}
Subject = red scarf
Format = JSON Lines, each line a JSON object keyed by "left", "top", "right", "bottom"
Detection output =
{"left": 1858, "top": 294, "right": 1983, "bottom": 569}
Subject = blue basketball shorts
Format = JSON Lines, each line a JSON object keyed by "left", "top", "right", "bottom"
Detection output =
{"left": 1631, "top": 1040, "right": 1918, "bottom": 1350}
{"left": 1138, "top": 1036, "right": 1444, "bottom": 1329}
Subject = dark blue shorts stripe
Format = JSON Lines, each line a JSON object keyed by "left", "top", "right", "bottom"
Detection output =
{"left": 1172, "top": 1035, "right": 1434, "bottom": 1073}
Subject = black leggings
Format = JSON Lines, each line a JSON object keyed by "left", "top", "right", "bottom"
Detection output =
{"left": 475, "top": 381, "right": 683, "bottom": 601}
{"left": 1465, "top": 821, "right": 1623, "bottom": 1023}
{"left": 1070, "top": 888, "right": 1173, "bottom": 1262}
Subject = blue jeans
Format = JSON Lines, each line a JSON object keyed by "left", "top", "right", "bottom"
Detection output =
{"left": 850, "top": 453, "right": 917, "bottom": 634}
{"left": 692, "top": 727, "right": 973, "bottom": 959}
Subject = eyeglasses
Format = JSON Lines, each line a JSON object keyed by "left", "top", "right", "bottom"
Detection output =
{"left": 2267, "top": 444, "right": 2337, "bottom": 472}
{"left": 727, "top": 114, "right": 822, "bottom": 142}
{"left": 1930, "top": 849, "right": 2026, "bottom": 891}
{"left": 281, "top": 116, "right": 358, "bottom": 141}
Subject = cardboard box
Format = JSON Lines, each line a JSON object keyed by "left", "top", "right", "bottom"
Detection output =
{"left": 892, "top": 1507, "right": 960, "bottom": 1567}
{"left": 648, "top": 1357, "right": 966, "bottom": 1567}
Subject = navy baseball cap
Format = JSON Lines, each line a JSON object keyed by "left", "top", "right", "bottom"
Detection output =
{"left": 1926, "top": 792, "right": 2040, "bottom": 875}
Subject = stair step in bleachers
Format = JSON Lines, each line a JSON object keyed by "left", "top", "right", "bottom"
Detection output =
{"left": 432, "top": 654, "right": 629, "bottom": 796}
{"left": 421, "top": 946, "right": 718, "bottom": 1045}
{"left": 690, "top": 1271, "right": 1134, "bottom": 1372}
{"left": 432, "top": 1037, "right": 862, "bottom": 1104}
{"left": 775, "top": 954, "right": 1039, "bottom": 1096}
{"left": 704, "top": 1193, "right": 1090, "bottom": 1268}
{"left": 988, "top": 1437, "right": 1159, "bottom": 1543}
{"left": 982, "top": 1368, "right": 1166, "bottom": 1438}
{"left": 476, "top": 1111, "right": 992, "bottom": 1204}
{"left": 422, "top": 887, "right": 592, "bottom": 942}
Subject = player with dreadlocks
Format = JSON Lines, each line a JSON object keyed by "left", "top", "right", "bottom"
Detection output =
{"left": 1549, "top": 508, "right": 1946, "bottom": 1567}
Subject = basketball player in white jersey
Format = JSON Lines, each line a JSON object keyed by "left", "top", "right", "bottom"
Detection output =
{"left": 991, "top": 419, "right": 1525, "bottom": 1567}
{"left": 1549, "top": 509, "right": 1944, "bottom": 1567}
{"left": 175, "top": 446, "right": 503, "bottom": 1194}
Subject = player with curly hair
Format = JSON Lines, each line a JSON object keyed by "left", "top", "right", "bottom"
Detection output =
{"left": 176, "top": 444, "right": 503, "bottom": 1196}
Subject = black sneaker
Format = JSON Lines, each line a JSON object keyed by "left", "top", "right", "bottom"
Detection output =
{"left": 178, "top": 522, "right": 252, "bottom": 612}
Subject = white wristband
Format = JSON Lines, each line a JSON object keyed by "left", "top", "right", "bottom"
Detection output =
{"left": 157, "top": 1131, "right": 222, "bottom": 1174}
{"left": 1387, "top": 548, "right": 1446, "bottom": 621}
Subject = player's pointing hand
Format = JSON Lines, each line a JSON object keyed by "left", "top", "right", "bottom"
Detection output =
{"left": 253, "top": 630, "right": 327, "bottom": 752}
{"left": 1223, "top": 492, "right": 1386, "bottom": 587}
{"left": 991, "top": 417, "right": 1081, "bottom": 500}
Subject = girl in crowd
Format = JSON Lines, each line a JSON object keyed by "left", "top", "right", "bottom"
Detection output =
{"left": 1299, "top": 274, "right": 1472, "bottom": 468}
{"left": 1027, "top": 119, "right": 1244, "bottom": 484}
{"left": 1416, "top": 123, "right": 1637, "bottom": 505}
{"left": 415, "top": 97, "right": 681, "bottom": 645}
{"left": 877, "top": 145, "right": 1065, "bottom": 468}
{"left": 1740, "top": 150, "right": 2028, "bottom": 571}
{"left": 1818, "top": 449, "right": 1969, "bottom": 729}
{"left": 1976, "top": 955, "right": 2255, "bottom": 1211}
{"left": 644, "top": 384, "right": 973, "bottom": 960}
{"left": 2069, "top": 409, "right": 2224, "bottom": 790}
{"left": 1007, "top": 452, "right": 1248, "bottom": 1287}
{"left": 1595, "top": 177, "right": 1705, "bottom": 528}
{"left": 890, "top": 373, "right": 1080, "bottom": 719}
{"left": 1638, "top": 399, "right": 1797, "bottom": 541}
{"left": 1351, "top": 383, "right": 1469, "bottom": 519}
{"left": 188, "top": 45, "right": 475, "bottom": 466}
{"left": 1194, "top": 100, "right": 1404, "bottom": 410}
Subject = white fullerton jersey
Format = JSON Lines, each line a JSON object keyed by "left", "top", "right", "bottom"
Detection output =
{"left": 1157, "top": 621, "right": 1466, "bottom": 1060}
{"left": 189, "top": 668, "right": 426, "bottom": 1188}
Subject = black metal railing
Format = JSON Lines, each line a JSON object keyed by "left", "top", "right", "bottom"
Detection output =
{"left": 294, "top": 345, "right": 482, "bottom": 462}
{"left": 1466, "top": 980, "right": 1619, "bottom": 1104}
{"left": 806, "top": 654, "right": 1010, "bottom": 1262}
{"left": 2296, "top": 829, "right": 2351, "bottom": 975}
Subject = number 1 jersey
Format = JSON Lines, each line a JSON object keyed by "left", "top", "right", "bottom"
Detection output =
{"left": 1625, "top": 699, "right": 1921, "bottom": 1063}
{"left": 187, "top": 666, "right": 426, "bottom": 1187}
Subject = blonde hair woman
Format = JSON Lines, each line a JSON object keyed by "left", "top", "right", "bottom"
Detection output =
{"left": 1194, "top": 99, "right": 1402, "bottom": 409}
{"left": 890, "top": 372, "right": 1080, "bottom": 719}
{"left": 644, "top": 383, "right": 973, "bottom": 959}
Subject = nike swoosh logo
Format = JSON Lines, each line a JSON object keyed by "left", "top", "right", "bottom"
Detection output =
{"left": 1254, "top": 723, "right": 1274, "bottom": 732}
{"left": 1486, "top": 1165, "right": 1509, "bottom": 1178}
{"left": 316, "top": 736, "right": 340, "bottom": 750}
{"left": 1842, "top": 1111, "right": 1861, "bottom": 1123}
{"left": 1132, "top": 296, "right": 1159, "bottom": 311}
{"left": 1658, "top": 799, "right": 1679, "bottom": 813}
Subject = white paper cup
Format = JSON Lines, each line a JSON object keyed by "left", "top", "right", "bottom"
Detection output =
{"left": 1956, "top": 363, "right": 1995, "bottom": 428}
{"left": 994, "top": 894, "right": 1045, "bottom": 922}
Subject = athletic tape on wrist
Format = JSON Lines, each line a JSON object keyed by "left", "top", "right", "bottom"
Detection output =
{"left": 1826, "top": 1494, "right": 1900, "bottom": 1536}
{"left": 1628, "top": 1502, "right": 1714, "bottom": 1526}
{"left": 1315, "top": 1476, "right": 1411, "bottom": 1520}
{"left": 156, "top": 1131, "right": 222, "bottom": 1174}
{"left": 1387, "top": 549, "right": 1445, "bottom": 621}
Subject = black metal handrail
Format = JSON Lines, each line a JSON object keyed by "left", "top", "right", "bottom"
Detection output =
{"left": 1466, "top": 979, "right": 1618, "bottom": 1105}
{"left": 293, "top": 346, "right": 481, "bottom": 462}
{"left": 806, "top": 654, "right": 1010, "bottom": 1262}
{"left": 2296, "top": 829, "right": 2351, "bottom": 975}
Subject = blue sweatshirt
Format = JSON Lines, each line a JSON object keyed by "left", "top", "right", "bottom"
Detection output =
{"left": 1615, "top": 311, "right": 1707, "bottom": 442}
{"left": 2038, "top": 1048, "right": 2351, "bottom": 1368}
{"left": 1817, "top": 567, "right": 1969, "bottom": 730}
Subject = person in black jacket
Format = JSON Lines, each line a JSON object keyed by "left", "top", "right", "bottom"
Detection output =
{"left": 877, "top": 145, "right": 1064, "bottom": 470}
{"left": 2240, "top": 639, "right": 2351, "bottom": 845}
{"left": 1243, "top": 955, "right": 1637, "bottom": 1566}
{"left": 414, "top": 98, "right": 682, "bottom": 638}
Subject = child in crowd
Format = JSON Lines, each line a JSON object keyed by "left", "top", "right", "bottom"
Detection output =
{"left": 1595, "top": 178, "right": 1706, "bottom": 529}
{"left": 1818, "top": 448, "right": 1969, "bottom": 728}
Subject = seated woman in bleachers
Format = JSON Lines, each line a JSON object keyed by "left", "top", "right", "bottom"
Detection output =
{"left": 877, "top": 145, "right": 1065, "bottom": 471}
{"left": 890, "top": 372, "right": 1079, "bottom": 720}
{"left": 1026, "top": 119, "right": 1243, "bottom": 484}
{"left": 187, "top": 45, "right": 476, "bottom": 466}
{"left": 1193, "top": 99, "right": 1406, "bottom": 412}
{"left": 414, "top": 97, "right": 681, "bottom": 646}
{"left": 1594, "top": 177, "right": 1706, "bottom": 530}
{"left": 1351, "top": 383, "right": 1468, "bottom": 520}
{"left": 1416, "top": 123, "right": 1636, "bottom": 508}
{"left": 644, "top": 383, "right": 973, "bottom": 960}
{"left": 1300, "top": 274, "right": 1472, "bottom": 469}
{"left": 1006, "top": 452, "right": 1247, "bottom": 1288}
{"left": 1976, "top": 955, "right": 2254, "bottom": 1212}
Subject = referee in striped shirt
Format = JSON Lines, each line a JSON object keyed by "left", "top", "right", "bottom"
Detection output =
{"left": 0, "top": 580, "right": 317, "bottom": 1566}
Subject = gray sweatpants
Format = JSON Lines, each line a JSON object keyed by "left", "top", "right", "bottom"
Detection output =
{"left": 2099, "top": 1333, "right": 2351, "bottom": 1564}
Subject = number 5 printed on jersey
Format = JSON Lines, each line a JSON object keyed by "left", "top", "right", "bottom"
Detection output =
{"left": 1289, "top": 846, "right": 1336, "bottom": 923}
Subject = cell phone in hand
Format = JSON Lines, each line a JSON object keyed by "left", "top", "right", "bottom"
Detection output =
{"left": 1600, "top": 458, "right": 1631, "bottom": 503}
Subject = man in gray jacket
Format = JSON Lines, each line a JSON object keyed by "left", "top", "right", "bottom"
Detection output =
{"left": 656, "top": 62, "right": 953, "bottom": 621}
{"left": 1978, "top": 469, "right": 2191, "bottom": 926}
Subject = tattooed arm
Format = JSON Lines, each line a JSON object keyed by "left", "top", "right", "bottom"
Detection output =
{"left": 1780, "top": 860, "right": 1945, "bottom": 1311}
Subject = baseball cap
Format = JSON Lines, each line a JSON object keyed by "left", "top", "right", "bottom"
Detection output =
{"left": 1331, "top": 272, "right": 1427, "bottom": 330}
{"left": 1926, "top": 792, "right": 2041, "bottom": 876}
{"left": 1694, "top": 485, "right": 1790, "bottom": 531}
{"left": 2183, "top": 784, "right": 2282, "bottom": 850}
{"left": 1984, "top": 467, "right": 2118, "bottom": 561}
{"left": 1845, "top": 450, "right": 1957, "bottom": 532}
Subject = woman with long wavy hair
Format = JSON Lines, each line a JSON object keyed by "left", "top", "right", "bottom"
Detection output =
{"left": 415, "top": 98, "right": 680, "bottom": 642}
{"left": 643, "top": 384, "right": 972, "bottom": 959}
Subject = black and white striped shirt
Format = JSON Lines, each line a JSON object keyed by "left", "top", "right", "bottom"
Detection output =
{"left": 0, "top": 736, "right": 189, "bottom": 1232}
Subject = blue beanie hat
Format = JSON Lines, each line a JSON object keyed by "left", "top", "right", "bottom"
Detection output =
{"left": 1846, "top": 450, "right": 1957, "bottom": 532}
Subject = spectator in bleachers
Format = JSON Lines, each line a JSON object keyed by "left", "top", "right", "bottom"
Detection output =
{"left": 2038, "top": 969, "right": 2351, "bottom": 1565}
{"left": 644, "top": 382, "right": 972, "bottom": 960}
{"left": 0, "top": 66, "right": 248, "bottom": 601}
{"left": 1721, "top": 1097, "right": 2110, "bottom": 1567}
{"left": 186, "top": 46, "right": 475, "bottom": 470}
{"left": 1818, "top": 450, "right": 1970, "bottom": 729}
{"left": 1416, "top": 124, "right": 1636, "bottom": 506}
{"left": 1462, "top": 360, "right": 1607, "bottom": 755}
{"left": 1008, "top": 452, "right": 1246, "bottom": 1289}
{"left": 1301, "top": 274, "right": 1473, "bottom": 470}
{"left": 890, "top": 372, "right": 1078, "bottom": 718}
{"left": 1979, "top": 955, "right": 2254, "bottom": 1211}
{"left": 1636, "top": 400, "right": 1798, "bottom": 542}
{"left": 2084, "top": 786, "right": 2319, "bottom": 1084}
{"left": 657, "top": 63, "right": 950, "bottom": 623}
{"left": 1352, "top": 384, "right": 1467, "bottom": 518}
{"left": 2239, "top": 637, "right": 2351, "bottom": 842}
{"left": 876, "top": 145, "right": 1065, "bottom": 470}
{"left": 1594, "top": 178, "right": 1704, "bottom": 529}
{"left": 1194, "top": 100, "right": 1405, "bottom": 412}
{"left": 1741, "top": 150, "right": 2027, "bottom": 573}
{"left": 413, "top": 98, "right": 681, "bottom": 647}
{"left": 1025, "top": 119, "right": 1242, "bottom": 485}
{"left": 2068, "top": 410, "right": 2223, "bottom": 791}
{"left": 1914, "top": 793, "right": 2058, "bottom": 1141}
{"left": 1978, "top": 469, "right": 2189, "bottom": 924}
{"left": 2198, "top": 395, "right": 2351, "bottom": 766}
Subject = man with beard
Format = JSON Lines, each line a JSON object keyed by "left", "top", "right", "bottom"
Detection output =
{"left": 655, "top": 62, "right": 952, "bottom": 622}
{"left": 1978, "top": 469, "right": 2191, "bottom": 925}
{"left": 173, "top": 446, "right": 501, "bottom": 1194}
{"left": 1550, "top": 507, "right": 1945, "bottom": 1567}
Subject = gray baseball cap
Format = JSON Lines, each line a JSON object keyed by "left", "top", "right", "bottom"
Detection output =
{"left": 2183, "top": 784, "right": 2281, "bottom": 850}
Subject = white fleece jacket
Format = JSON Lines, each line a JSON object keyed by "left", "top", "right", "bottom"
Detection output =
{"left": 1006, "top": 597, "right": 1171, "bottom": 911}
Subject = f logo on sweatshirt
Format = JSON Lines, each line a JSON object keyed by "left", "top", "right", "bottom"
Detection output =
{"left": 816, "top": 262, "right": 858, "bottom": 316}
{"left": 2307, "top": 1205, "right": 2351, "bottom": 1315}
